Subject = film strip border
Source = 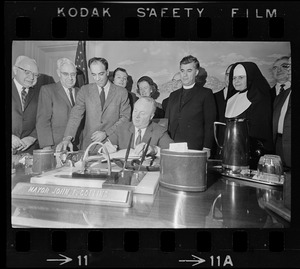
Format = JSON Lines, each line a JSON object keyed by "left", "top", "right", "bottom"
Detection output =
{"left": 5, "top": 1, "right": 300, "bottom": 268}
{"left": 7, "top": 229, "right": 297, "bottom": 267}
{"left": 13, "top": 16, "right": 284, "bottom": 39}
{"left": 4, "top": 1, "right": 299, "bottom": 40}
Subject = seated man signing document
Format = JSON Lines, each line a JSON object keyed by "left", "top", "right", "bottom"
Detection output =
{"left": 106, "top": 96, "right": 173, "bottom": 156}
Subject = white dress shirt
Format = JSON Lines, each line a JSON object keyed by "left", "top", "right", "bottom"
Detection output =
{"left": 62, "top": 86, "right": 75, "bottom": 105}
{"left": 275, "top": 81, "right": 291, "bottom": 96}
{"left": 278, "top": 90, "right": 291, "bottom": 134}
{"left": 134, "top": 127, "right": 146, "bottom": 147}
{"left": 97, "top": 80, "right": 111, "bottom": 99}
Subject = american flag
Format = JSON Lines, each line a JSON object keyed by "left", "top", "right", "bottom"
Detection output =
{"left": 75, "top": 41, "right": 89, "bottom": 88}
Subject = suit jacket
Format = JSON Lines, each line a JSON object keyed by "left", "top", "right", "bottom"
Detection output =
{"left": 270, "top": 86, "right": 277, "bottom": 105}
{"left": 108, "top": 121, "right": 173, "bottom": 150}
{"left": 165, "top": 83, "right": 217, "bottom": 150}
{"left": 273, "top": 88, "right": 291, "bottom": 167}
{"left": 214, "top": 87, "right": 226, "bottom": 123}
{"left": 36, "top": 81, "right": 82, "bottom": 149}
{"left": 12, "top": 79, "right": 40, "bottom": 153}
{"left": 162, "top": 97, "right": 169, "bottom": 113}
{"left": 64, "top": 82, "right": 131, "bottom": 150}
{"left": 212, "top": 88, "right": 226, "bottom": 158}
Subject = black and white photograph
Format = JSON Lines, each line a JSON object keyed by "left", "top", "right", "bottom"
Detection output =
{"left": 11, "top": 40, "right": 291, "bottom": 229}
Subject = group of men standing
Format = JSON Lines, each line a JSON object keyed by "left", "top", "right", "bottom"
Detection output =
{"left": 11, "top": 53, "right": 291, "bottom": 169}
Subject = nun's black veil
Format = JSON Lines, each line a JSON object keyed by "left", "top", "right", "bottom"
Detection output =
{"left": 227, "top": 61, "right": 272, "bottom": 102}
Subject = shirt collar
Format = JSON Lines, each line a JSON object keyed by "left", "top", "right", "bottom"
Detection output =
{"left": 276, "top": 81, "right": 291, "bottom": 91}
{"left": 14, "top": 78, "right": 28, "bottom": 93}
{"left": 62, "top": 85, "right": 74, "bottom": 92}
{"left": 135, "top": 126, "right": 147, "bottom": 135}
{"left": 183, "top": 83, "right": 195, "bottom": 89}
{"left": 97, "top": 80, "right": 111, "bottom": 91}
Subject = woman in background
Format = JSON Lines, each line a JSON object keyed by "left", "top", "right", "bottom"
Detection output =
{"left": 225, "top": 62, "right": 273, "bottom": 168}
{"left": 136, "top": 76, "right": 165, "bottom": 118}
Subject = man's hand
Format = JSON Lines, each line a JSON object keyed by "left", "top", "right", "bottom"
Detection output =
{"left": 134, "top": 142, "right": 156, "bottom": 156}
{"left": 91, "top": 131, "right": 107, "bottom": 143}
{"left": 18, "top": 136, "right": 36, "bottom": 151}
{"left": 12, "top": 135, "right": 26, "bottom": 150}
{"left": 56, "top": 137, "right": 73, "bottom": 152}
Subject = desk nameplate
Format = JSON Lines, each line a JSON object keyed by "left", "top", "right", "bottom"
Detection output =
{"left": 12, "top": 183, "right": 133, "bottom": 207}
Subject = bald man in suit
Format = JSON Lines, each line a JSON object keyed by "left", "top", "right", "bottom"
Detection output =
{"left": 108, "top": 97, "right": 173, "bottom": 156}
{"left": 56, "top": 57, "right": 131, "bottom": 153}
{"left": 12, "top": 56, "right": 40, "bottom": 154}
{"left": 36, "top": 58, "right": 83, "bottom": 150}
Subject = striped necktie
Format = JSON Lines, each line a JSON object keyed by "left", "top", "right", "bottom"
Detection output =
{"left": 68, "top": 88, "right": 75, "bottom": 106}
{"left": 279, "top": 84, "right": 285, "bottom": 94}
{"left": 21, "top": 87, "right": 27, "bottom": 110}
{"left": 135, "top": 129, "right": 142, "bottom": 147}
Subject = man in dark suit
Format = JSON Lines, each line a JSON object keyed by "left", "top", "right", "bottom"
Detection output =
{"left": 272, "top": 56, "right": 291, "bottom": 169}
{"left": 270, "top": 56, "right": 291, "bottom": 104}
{"left": 56, "top": 57, "right": 131, "bottom": 153}
{"left": 165, "top": 55, "right": 216, "bottom": 157}
{"left": 212, "top": 64, "right": 233, "bottom": 158}
{"left": 12, "top": 56, "right": 40, "bottom": 154}
{"left": 36, "top": 58, "right": 83, "bottom": 150}
{"left": 107, "top": 97, "right": 173, "bottom": 156}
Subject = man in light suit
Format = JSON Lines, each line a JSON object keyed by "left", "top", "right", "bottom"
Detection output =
{"left": 12, "top": 56, "right": 40, "bottom": 154}
{"left": 36, "top": 58, "right": 82, "bottom": 150}
{"left": 56, "top": 57, "right": 131, "bottom": 153}
{"left": 165, "top": 55, "right": 216, "bottom": 158}
{"left": 107, "top": 97, "right": 173, "bottom": 156}
{"left": 272, "top": 56, "right": 291, "bottom": 169}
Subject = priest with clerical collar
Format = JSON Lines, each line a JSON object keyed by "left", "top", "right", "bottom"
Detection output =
{"left": 165, "top": 55, "right": 216, "bottom": 158}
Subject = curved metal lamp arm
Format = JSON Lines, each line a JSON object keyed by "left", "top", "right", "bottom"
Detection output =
{"left": 82, "top": 142, "right": 112, "bottom": 176}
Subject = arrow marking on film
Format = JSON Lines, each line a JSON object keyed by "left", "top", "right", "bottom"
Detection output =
{"left": 47, "top": 254, "right": 72, "bottom": 265}
{"left": 179, "top": 255, "right": 206, "bottom": 266}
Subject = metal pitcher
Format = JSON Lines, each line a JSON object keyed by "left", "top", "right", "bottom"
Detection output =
{"left": 214, "top": 118, "right": 250, "bottom": 173}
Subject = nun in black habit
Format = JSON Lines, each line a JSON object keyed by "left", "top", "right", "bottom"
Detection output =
{"left": 225, "top": 62, "right": 274, "bottom": 167}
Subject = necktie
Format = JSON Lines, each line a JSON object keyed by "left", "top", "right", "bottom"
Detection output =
{"left": 135, "top": 129, "right": 142, "bottom": 147}
{"left": 100, "top": 87, "right": 105, "bottom": 109}
{"left": 21, "top": 87, "right": 27, "bottom": 110}
{"left": 279, "top": 84, "right": 285, "bottom": 94}
{"left": 68, "top": 88, "right": 75, "bottom": 106}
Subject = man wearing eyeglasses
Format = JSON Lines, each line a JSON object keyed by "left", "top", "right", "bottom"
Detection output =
{"left": 36, "top": 58, "right": 83, "bottom": 150}
{"left": 56, "top": 57, "right": 131, "bottom": 153}
{"left": 272, "top": 56, "right": 291, "bottom": 170}
{"left": 12, "top": 55, "right": 40, "bottom": 153}
{"left": 270, "top": 56, "right": 291, "bottom": 104}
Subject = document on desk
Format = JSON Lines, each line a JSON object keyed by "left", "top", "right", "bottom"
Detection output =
{"left": 104, "top": 149, "right": 140, "bottom": 160}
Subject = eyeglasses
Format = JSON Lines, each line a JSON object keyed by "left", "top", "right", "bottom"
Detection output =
{"left": 272, "top": 63, "right": 291, "bottom": 71}
{"left": 60, "top": 72, "right": 77, "bottom": 78}
{"left": 15, "top": 66, "right": 40, "bottom": 78}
